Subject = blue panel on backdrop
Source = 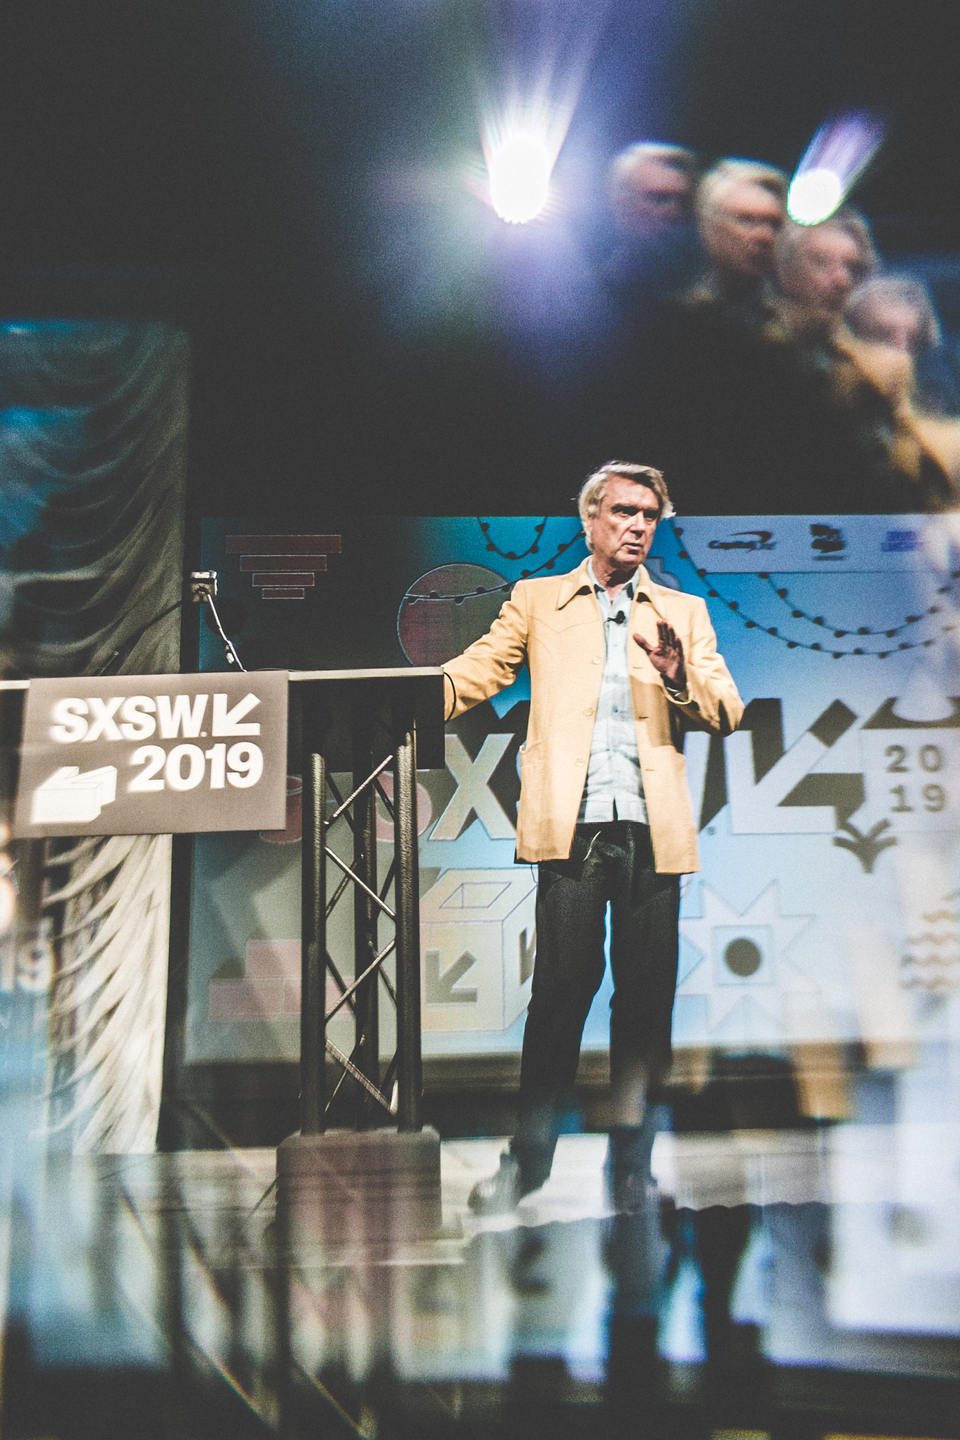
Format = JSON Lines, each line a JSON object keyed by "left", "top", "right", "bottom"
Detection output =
{"left": 186, "top": 512, "right": 960, "bottom": 1070}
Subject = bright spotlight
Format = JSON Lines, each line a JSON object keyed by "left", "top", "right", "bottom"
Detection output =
{"left": 787, "top": 167, "right": 844, "bottom": 226}
{"left": 487, "top": 132, "right": 552, "bottom": 224}
{"left": 787, "top": 111, "right": 885, "bottom": 225}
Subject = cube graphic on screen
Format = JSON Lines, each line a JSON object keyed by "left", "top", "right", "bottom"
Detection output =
{"left": 420, "top": 868, "right": 536, "bottom": 1032}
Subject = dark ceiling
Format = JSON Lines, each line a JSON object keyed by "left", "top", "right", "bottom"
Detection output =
{"left": 3, "top": 0, "right": 960, "bottom": 520}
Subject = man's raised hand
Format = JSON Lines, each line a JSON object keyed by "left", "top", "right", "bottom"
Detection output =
{"left": 633, "top": 621, "right": 686, "bottom": 689}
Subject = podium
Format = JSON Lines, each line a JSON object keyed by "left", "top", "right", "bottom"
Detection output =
{"left": 2, "top": 667, "right": 448, "bottom": 1243}
{"left": 277, "top": 668, "right": 446, "bottom": 1246}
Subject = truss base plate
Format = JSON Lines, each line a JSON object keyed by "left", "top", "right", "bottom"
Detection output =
{"left": 276, "top": 1127, "right": 442, "bottom": 1248}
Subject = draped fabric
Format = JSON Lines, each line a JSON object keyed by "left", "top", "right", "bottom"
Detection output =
{"left": 1, "top": 321, "right": 189, "bottom": 1152}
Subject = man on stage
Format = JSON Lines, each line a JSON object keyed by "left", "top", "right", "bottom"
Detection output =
{"left": 442, "top": 462, "right": 743, "bottom": 1213}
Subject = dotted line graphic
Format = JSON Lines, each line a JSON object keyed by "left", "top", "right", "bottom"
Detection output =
{"left": 478, "top": 518, "right": 547, "bottom": 560}
{"left": 671, "top": 523, "right": 960, "bottom": 659}
{"left": 402, "top": 524, "right": 582, "bottom": 605}
{"left": 756, "top": 572, "right": 958, "bottom": 639}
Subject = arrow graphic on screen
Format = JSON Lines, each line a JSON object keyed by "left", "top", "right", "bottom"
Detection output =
{"left": 425, "top": 949, "right": 478, "bottom": 1004}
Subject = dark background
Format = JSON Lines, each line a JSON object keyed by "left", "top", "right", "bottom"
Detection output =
{"left": 3, "top": 0, "right": 960, "bottom": 521}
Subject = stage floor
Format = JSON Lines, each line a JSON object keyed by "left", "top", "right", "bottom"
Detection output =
{"left": 4, "top": 1125, "right": 959, "bottom": 1437}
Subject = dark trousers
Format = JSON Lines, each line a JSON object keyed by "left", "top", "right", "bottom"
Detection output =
{"left": 510, "top": 821, "right": 680, "bottom": 1187}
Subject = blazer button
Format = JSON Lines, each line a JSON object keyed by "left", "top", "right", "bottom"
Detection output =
{"left": 584, "top": 706, "right": 594, "bottom": 716}
{"left": 575, "top": 758, "right": 585, "bottom": 766}
{"left": 592, "top": 657, "right": 602, "bottom": 664}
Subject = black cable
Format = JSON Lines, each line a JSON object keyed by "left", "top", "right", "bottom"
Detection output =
{"left": 442, "top": 669, "right": 457, "bottom": 722}
{"left": 204, "top": 593, "right": 246, "bottom": 672}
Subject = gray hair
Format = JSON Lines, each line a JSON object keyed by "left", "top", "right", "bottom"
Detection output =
{"left": 776, "top": 207, "right": 879, "bottom": 288}
{"left": 608, "top": 141, "right": 699, "bottom": 221}
{"left": 577, "top": 462, "right": 674, "bottom": 549}
{"left": 695, "top": 158, "right": 788, "bottom": 223}
{"left": 846, "top": 274, "right": 942, "bottom": 350}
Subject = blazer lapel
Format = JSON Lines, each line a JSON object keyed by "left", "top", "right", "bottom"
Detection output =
{"left": 557, "top": 559, "right": 593, "bottom": 611}
{"left": 634, "top": 564, "right": 677, "bottom": 623}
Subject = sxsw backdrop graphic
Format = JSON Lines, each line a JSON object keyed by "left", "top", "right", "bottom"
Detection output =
{"left": 187, "top": 513, "right": 960, "bottom": 1070}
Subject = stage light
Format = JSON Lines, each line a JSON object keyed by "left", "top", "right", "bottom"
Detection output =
{"left": 487, "top": 131, "right": 553, "bottom": 224}
{"left": 787, "top": 168, "right": 844, "bottom": 226}
{"left": 477, "top": 2, "right": 607, "bottom": 228}
{"left": 787, "top": 111, "right": 884, "bottom": 225}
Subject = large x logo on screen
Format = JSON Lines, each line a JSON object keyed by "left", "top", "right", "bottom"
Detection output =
{"left": 432, "top": 734, "right": 516, "bottom": 840}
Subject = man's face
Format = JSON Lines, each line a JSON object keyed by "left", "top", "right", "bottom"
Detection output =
{"left": 701, "top": 182, "right": 784, "bottom": 280}
{"left": 618, "top": 159, "right": 692, "bottom": 235}
{"left": 781, "top": 228, "right": 864, "bottom": 314}
{"left": 854, "top": 296, "right": 924, "bottom": 354}
{"left": 585, "top": 477, "right": 661, "bottom": 575}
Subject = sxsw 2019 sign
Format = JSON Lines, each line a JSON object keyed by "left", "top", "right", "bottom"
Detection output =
{"left": 14, "top": 672, "right": 288, "bottom": 836}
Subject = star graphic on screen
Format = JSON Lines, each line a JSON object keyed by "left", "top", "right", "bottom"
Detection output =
{"left": 678, "top": 881, "right": 816, "bottom": 1034}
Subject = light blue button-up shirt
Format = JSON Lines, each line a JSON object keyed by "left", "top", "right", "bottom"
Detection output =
{"left": 577, "top": 560, "right": 648, "bottom": 825}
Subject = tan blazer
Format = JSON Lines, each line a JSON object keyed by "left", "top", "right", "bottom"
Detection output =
{"left": 443, "top": 559, "right": 743, "bottom": 873}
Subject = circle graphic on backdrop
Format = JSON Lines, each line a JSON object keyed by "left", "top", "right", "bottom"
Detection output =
{"left": 723, "top": 937, "right": 763, "bottom": 977}
{"left": 397, "top": 564, "right": 508, "bottom": 666}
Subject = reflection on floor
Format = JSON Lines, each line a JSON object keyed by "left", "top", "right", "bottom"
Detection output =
{"left": 2, "top": 1127, "right": 960, "bottom": 1438}
{"left": 1, "top": 1128, "right": 960, "bottom": 1434}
